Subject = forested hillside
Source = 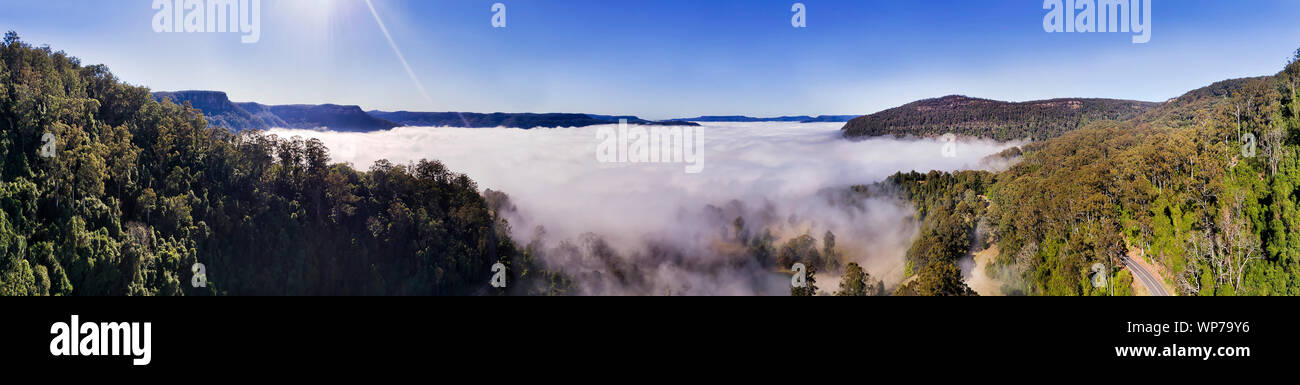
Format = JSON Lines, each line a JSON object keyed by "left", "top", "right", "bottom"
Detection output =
{"left": 987, "top": 63, "right": 1300, "bottom": 295}
{"left": 0, "top": 32, "right": 567, "bottom": 296}
{"left": 7, "top": 30, "right": 1300, "bottom": 296}
{"left": 848, "top": 172, "right": 985, "bottom": 296}
{"left": 841, "top": 95, "right": 1159, "bottom": 141}
{"left": 883, "top": 51, "right": 1300, "bottom": 296}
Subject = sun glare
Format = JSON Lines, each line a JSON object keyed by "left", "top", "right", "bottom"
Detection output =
{"left": 277, "top": 0, "right": 347, "bottom": 38}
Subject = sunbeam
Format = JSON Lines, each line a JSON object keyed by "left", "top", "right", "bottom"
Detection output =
{"left": 364, "top": 0, "right": 435, "bottom": 108}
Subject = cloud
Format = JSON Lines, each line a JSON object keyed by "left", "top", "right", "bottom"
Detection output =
{"left": 270, "top": 122, "right": 1020, "bottom": 295}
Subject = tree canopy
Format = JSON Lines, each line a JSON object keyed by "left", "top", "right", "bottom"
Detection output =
{"left": 0, "top": 32, "right": 566, "bottom": 296}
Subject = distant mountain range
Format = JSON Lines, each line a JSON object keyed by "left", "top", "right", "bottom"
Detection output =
{"left": 669, "top": 115, "right": 858, "bottom": 123}
{"left": 840, "top": 95, "right": 1160, "bottom": 141}
{"left": 154, "top": 90, "right": 1162, "bottom": 142}
{"left": 368, "top": 111, "right": 697, "bottom": 129}
{"left": 154, "top": 91, "right": 398, "bottom": 132}
{"left": 152, "top": 90, "right": 697, "bottom": 132}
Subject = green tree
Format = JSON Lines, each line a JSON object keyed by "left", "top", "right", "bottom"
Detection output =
{"left": 896, "top": 261, "right": 977, "bottom": 296}
{"left": 836, "top": 262, "right": 871, "bottom": 296}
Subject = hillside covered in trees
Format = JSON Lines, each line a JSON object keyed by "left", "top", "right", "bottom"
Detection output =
{"left": 841, "top": 95, "right": 1159, "bottom": 141}
{"left": 985, "top": 68, "right": 1300, "bottom": 296}
{"left": 877, "top": 51, "right": 1300, "bottom": 296}
{"left": 7, "top": 30, "right": 1300, "bottom": 297}
{"left": 0, "top": 32, "right": 568, "bottom": 296}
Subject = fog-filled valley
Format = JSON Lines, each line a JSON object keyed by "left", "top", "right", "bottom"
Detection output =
{"left": 271, "top": 123, "right": 1020, "bottom": 295}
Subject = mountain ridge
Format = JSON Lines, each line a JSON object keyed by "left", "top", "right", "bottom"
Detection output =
{"left": 670, "top": 115, "right": 858, "bottom": 123}
{"left": 840, "top": 95, "right": 1161, "bottom": 141}
{"left": 152, "top": 90, "right": 699, "bottom": 131}
{"left": 153, "top": 91, "right": 399, "bottom": 132}
{"left": 367, "top": 111, "right": 698, "bottom": 129}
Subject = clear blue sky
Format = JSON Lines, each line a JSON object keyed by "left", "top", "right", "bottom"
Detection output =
{"left": 4, "top": 0, "right": 1300, "bottom": 119}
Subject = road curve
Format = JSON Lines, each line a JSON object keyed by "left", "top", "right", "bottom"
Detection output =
{"left": 1122, "top": 256, "right": 1170, "bottom": 296}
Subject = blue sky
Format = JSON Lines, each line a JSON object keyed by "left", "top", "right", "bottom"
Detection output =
{"left": 3, "top": 0, "right": 1300, "bottom": 119}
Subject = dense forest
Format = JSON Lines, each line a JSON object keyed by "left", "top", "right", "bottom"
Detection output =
{"left": 0, "top": 32, "right": 568, "bottom": 296}
{"left": 841, "top": 95, "right": 1159, "bottom": 142}
{"left": 884, "top": 171, "right": 987, "bottom": 296}
{"left": 0, "top": 33, "right": 892, "bottom": 296}
{"left": 838, "top": 172, "right": 985, "bottom": 296}
{"left": 876, "top": 50, "right": 1300, "bottom": 296}
{"left": 986, "top": 64, "right": 1300, "bottom": 295}
{"left": 7, "top": 30, "right": 1300, "bottom": 296}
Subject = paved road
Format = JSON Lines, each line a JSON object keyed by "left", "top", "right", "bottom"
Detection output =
{"left": 1122, "top": 256, "right": 1170, "bottom": 296}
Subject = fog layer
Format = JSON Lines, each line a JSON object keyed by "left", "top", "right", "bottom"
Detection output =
{"left": 270, "top": 122, "right": 1019, "bottom": 295}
